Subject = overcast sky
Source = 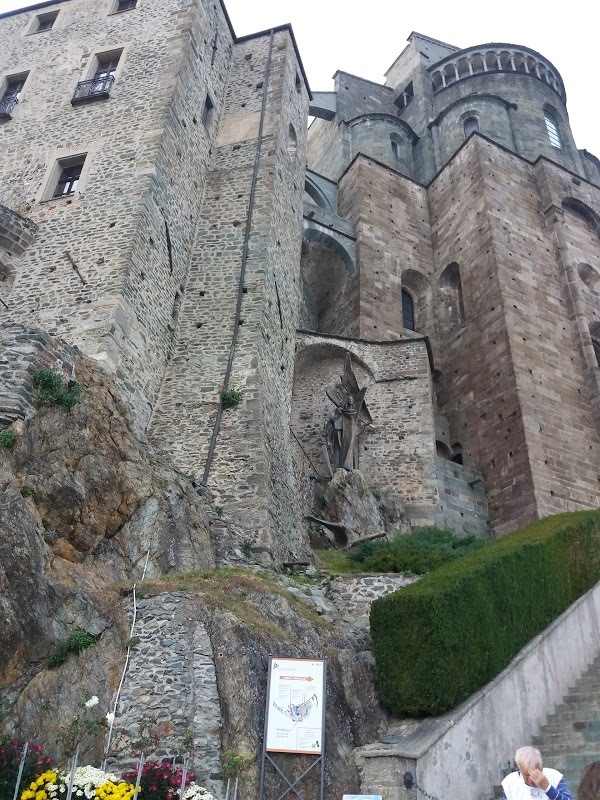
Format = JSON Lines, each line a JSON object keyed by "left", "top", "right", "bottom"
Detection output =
{"left": 1, "top": 0, "right": 597, "bottom": 155}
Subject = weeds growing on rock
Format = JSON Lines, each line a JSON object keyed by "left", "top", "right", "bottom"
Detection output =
{"left": 241, "top": 539, "right": 254, "bottom": 558}
{"left": 47, "top": 630, "right": 97, "bottom": 669}
{"left": 0, "top": 428, "right": 15, "bottom": 448}
{"left": 32, "top": 364, "right": 81, "bottom": 409}
{"left": 20, "top": 485, "right": 33, "bottom": 497}
{"left": 214, "top": 505, "right": 224, "bottom": 517}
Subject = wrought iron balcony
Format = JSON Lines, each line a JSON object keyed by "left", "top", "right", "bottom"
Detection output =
{"left": 71, "top": 74, "right": 115, "bottom": 104}
{"left": 0, "top": 95, "right": 19, "bottom": 119}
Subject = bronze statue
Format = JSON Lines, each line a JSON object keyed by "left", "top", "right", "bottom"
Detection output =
{"left": 325, "top": 353, "right": 373, "bottom": 470}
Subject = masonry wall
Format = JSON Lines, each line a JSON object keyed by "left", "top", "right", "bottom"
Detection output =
{"left": 149, "top": 28, "right": 310, "bottom": 563}
{"left": 431, "top": 137, "right": 600, "bottom": 533}
{"left": 337, "top": 157, "right": 434, "bottom": 341}
{"left": 0, "top": 0, "right": 234, "bottom": 426}
{"left": 292, "top": 333, "right": 439, "bottom": 522}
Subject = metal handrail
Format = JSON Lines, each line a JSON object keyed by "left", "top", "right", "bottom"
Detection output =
{"left": 72, "top": 74, "right": 115, "bottom": 103}
{"left": 0, "top": 95, "right": 19, "bottom": 118}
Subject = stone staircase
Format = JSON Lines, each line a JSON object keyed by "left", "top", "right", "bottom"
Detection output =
{"left": 531, "top": 653, "right": 600, "bottom": 792}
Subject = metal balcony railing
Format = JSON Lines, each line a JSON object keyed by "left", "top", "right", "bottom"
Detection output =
{"left": 71, "top": 74, "right": 115, "bottom": 104}
{"left": 0, "top": 95, "right": 19, "bottom": 119}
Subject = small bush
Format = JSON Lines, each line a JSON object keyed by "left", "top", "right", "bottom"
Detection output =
{"left": 0, "top": 429, "right": 15, "bottom": 448}
{"left": 219, "top": 386, "right": 243, "bottom": 410}
{"left": 47, "top": 630, "right": 97, "bottom": 669}
{"left": 32, "top": 366, "right": 81, "bottom": 409}
{"left": 20, "top": 485, "right": 34, "bottom": 497}
{"left": 122, "top": 761, "right": 195, "bottom": 800}
{"left": 214, "top": 505, "right": 224, "bottom": 518}
{"left": 348, "top": 526, "right": 487, "bottom": 574}
{"left": 371, "top": 489, "right": 382, "bottom": 502}
{"left": 370, "top": 511, "right": 600, "bottom": 716}
{"left": 241, "top": 539, "right": 254, "bottom": 558}
{"left": 0, "top": 737, "right": 52, "bottom": 800}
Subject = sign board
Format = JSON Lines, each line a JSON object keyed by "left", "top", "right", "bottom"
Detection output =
{"left": 342, "top": 796, "right": 383, "bottom": 800}
{"left": 265, "top": 657, "right": 325, "bottom": 754}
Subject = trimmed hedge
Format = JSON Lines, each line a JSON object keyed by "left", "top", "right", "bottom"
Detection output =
{"left": 370, "top": 510, "right": 600, "bottom": 716}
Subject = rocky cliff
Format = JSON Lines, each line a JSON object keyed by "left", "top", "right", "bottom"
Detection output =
{"left": 0, "top": 325, "right": 389, "bottom": 798}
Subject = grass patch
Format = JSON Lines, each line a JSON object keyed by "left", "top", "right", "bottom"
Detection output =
{"left": 47, "top": 631, "right": 97, "bottom": 669}
{"left": 32, "top": 366, "right": 81, "bottom": 409}
{"left": 139, "top": 568, "right": 332, "bottom": 637}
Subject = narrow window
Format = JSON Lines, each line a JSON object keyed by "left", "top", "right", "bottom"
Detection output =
{"left": 202, "top": 94, "right": 214, "bottom": 127}
{"left": 391, "top": 140, "right": 399, "bottom": 158}
{"left": 116, "top": 0, "right": 137, "bottom": 10}
{"left": 288, "top": 124, "right": 298, "bottom": 158}
{"left": 544, "top": 110, "right": 562, "bottom": 149}
{"left": 295, "top": 72, "right": 302, "bottom": 93}
{"left": 463, "top": 116, "right": 479, "bottom": 138}
{"left": 402, "top": 289, "right": 415, "bottom": 331}
{"left": 53, "top": 156, "right": 86, "bottom": 198}
{"left": 0, "top": 73, "right": 28, "bottom": 118}
{"left": 34, "top": 11, "right": 58, "bottom": 32}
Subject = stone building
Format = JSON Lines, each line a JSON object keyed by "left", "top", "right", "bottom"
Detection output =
{"left": 1, "top": 2, "right": 600, "bottom": 553}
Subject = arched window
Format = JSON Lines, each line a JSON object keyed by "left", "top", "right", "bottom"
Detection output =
{"left": 391, "top": 140, "right": 399, "bottom": 158}
{"left": 402, "top": 289, "right": 415, "bottom": 331}
{"left": 544, "top": 110, "right": 562, "bottom": 149}
{"left": 463, "top": 116, "right": 479, "bottom": 138}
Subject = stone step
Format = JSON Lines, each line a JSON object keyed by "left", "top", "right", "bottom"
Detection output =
{"left": 546, "top": 707, "right": 600, "bottom": 724}
{"left": 534, "top": 741, "right": 600, "bottom": 758}
{"left": 537, "top": 720, "right": 600, "bottom": 738}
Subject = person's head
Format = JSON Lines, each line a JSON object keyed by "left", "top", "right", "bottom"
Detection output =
{"left": 516, "top": 747, "right": 543, "bottom": 787}
{"left": 578, "top": 761, "right": 600, "bottom": 800}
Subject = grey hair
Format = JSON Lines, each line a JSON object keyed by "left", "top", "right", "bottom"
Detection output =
{"left": 516, "top": 747, "right": 543, "bottom": 771}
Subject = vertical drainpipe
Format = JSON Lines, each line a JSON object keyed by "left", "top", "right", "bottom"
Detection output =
{"left": 201, "top": 29, "right": 275, "bottom": 486}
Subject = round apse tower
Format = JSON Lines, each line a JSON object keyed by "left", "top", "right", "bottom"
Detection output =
{"left": 427, "top": 43, "right": 584, "bottom": 176}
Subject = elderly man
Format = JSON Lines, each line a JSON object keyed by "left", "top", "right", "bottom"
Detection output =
{"left": 502, "top": 747, "right": 573, "bottom": 800}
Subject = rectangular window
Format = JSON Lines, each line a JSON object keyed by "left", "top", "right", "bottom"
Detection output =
{"left": 202, "top": 94, "right": 214, "bottom": 127}
{"left": 116, "top": 0, "right": 137, "bottom": 9}
{"left": 34, "top": 11, "right": 59, "bottom": 32}
{"left": 72, "top": 50, "right": 122, "bottom": 104}
{"left": 53, "top": 156, "right": 86, "bottom": 198}
{"left": 0, "top": 72, "right": 28, "bottom": 118}
{"left": 94, "top": 54, "right": 121, "bottom": 79}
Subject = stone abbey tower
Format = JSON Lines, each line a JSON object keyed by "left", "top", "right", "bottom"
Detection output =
{"left": 2, "top": 0, "right": 600, "bottom": 559}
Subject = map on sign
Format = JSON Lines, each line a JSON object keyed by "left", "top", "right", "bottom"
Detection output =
{"left": 265, "top": 657, "right": 325, "bottom": 754}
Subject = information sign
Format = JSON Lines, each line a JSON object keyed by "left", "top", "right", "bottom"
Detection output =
{"left": 265, "top": 657, "right": 325, "bottom": 754}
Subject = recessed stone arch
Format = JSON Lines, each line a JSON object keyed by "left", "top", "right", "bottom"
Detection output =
{"left": 578, "top": 263, "right": 600, "bottom": 294}
{"left": 304, "top": 175, "right": 333, "bottom": 211}
{"left": 300, "top": 228, "right": 357, "bottom": 336}
{"left": 0, "top": 260, "right": 15, "bottom": 294}
{"left": 562, "top": 197, "right": 600, "bottom": 239}
{"left": 590, "top": 322, "right": 600, "bottom": 367}
{"left": 439, "top": 262, "right": 465, "bottom": 331}
{"left": 292, "top": 341, "right": 376, "bottom": 476}
{"left": 401, "top": 268, "right": 432, "bottom": 334}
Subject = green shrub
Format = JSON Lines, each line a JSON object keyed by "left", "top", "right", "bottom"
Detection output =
{"left": 32, "top": 366, "right": 81, "bottom": 409}
{"left": 0, "top": 429, "right": 15, "bottom": 448}
{"left": 47, "top": 630, "right": 97, "bottom": 669}
{"left": 370, "top": 511, "right": 600, "bottom": 716}
{"left": 348, "top": 526, "right": 487, "bottom": 574}
{"left": 219, "top": 386, "right": 243, "bottom": 410}
{"left": 20, "top": 485, "right": 33, "bottom": 497}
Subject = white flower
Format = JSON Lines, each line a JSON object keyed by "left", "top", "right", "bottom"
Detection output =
{"left": 184, "top": 784, "right": 215, "bottom": 800}
{"left": 106, "top": 711, "right": 115, "bottom": 724}
{"left": 84, "top": 696, "right": 99, "bottom": 708}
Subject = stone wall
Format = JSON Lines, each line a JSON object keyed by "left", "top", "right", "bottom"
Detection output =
{"left": 0, "top": 0, "right": 235, "bottom": 427}
{"left": 109, "top": 593, "right": 222, "bottom": 798}
{"left": 0, "top": 322, "right": 79, "bottom": 426}
{"left": 292, "top": 332, "right": 439, "bottom": 523}
{"left": 149, "top": 27, "right": 311, "bottom": 564}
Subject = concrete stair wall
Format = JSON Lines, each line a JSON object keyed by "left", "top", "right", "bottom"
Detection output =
{"left": 531, "top": 653, "right": 600, "bottom": 793}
